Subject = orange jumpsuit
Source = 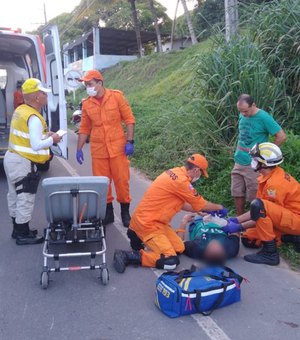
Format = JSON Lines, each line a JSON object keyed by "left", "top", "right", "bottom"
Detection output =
{"left": 130, "top": 167, "right": 207, "bottom": 267}
{"left": 79, "top": 89, "right": 135, "bottom": 203}
{"left": 243, "top": 167, "right": 300, "bottom": 244}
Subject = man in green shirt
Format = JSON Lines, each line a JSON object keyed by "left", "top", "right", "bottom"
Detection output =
{"left": 231, "top": 94, "right": 286, "bottom": 216}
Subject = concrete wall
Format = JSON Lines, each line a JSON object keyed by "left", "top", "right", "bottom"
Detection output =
{"left": 64, "top": 54, "right": 137, "bottom": 74}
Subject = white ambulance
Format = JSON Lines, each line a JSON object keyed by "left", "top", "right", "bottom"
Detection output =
{"left": 0, "top": 25, "right": 67, "bottom": 170}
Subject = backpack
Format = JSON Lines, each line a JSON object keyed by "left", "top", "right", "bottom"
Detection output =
{"left": 155, "top": 265, "right": 244, "bottom": 318}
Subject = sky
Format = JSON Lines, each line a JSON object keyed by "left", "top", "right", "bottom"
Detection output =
{"left": 0, "top": 0, "right": 198, "bottom": 33}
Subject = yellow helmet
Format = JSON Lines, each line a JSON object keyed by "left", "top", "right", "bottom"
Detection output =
{"left": 250, "top": 142, "right": 283, "bottom": 168}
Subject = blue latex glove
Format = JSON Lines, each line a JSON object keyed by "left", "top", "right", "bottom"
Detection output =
{"left": 205, "top": 207, "right": 228, "bottom": 217}
{"left": 76, "top": 149, "right": 84, "bottom": 165}
{"left": 125, "top": 142, "right": 134, "bottom": 156}
{"left": 227, "top": 217, "right": 239, "bottom": 224}
{"left": 217, "top": 207, "right": 228, "bottom": 218}
{"left": 222, "top": 221, "right": 242, "bottom": 234}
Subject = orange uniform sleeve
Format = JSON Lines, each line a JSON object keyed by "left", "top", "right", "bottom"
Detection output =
{"left": 175, "top": 180, "right": 207, "bottom": 211}
{"left": 78, "top": 104, "right": 92, "bottom": 135}
{"left": 115, "top": 91, "right": 135, "bottom": 125}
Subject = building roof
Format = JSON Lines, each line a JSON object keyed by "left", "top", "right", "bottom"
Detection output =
{"left": 63, "top": 27, "right": 163, "bottom": 55}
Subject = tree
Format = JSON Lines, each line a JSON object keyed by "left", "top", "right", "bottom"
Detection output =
{"left": 147, "top": 0, "right": 163, "bottom": 53}
{"left": 180, "top": 0, "right": 198, "bottom": 44}
{"left": 128, "top": 0, "right": 143, "bottom": 57}
{"left": 224, "top": 0, "right": 239, "bottom": 42}
{"left": 171, "top": 0, "right": 180, "bottom": 50}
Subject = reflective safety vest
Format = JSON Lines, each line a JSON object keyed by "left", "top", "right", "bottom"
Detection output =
{"left": 8, "top": 104, "right": 50, "bottom": 164}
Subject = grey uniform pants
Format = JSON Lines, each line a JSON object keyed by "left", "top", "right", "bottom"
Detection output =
{"left": 4, "top": 151, "right": 35, "bottom": 224}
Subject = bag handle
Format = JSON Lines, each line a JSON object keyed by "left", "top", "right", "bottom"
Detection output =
{"left": 221, "top": 266, "right": 244, "bottom": 284}
{"left": 194, "top": 282, "right": 229, "bottom": 316}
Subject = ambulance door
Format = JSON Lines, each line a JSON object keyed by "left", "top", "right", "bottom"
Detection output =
{"left": 42, "top": 25, "right": 68, "bottom": 159}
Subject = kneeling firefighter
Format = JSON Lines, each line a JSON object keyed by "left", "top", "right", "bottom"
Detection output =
{"left": 113, "top": 154, "right": 227, "bottom": 273}
{"left": 4, "top": 78, "right": 62, "bottom": 245}
{"left": 222, "top": 142, "right": 300, "bottom": 265}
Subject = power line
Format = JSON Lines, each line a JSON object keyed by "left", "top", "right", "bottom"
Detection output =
{"left": 59, "top": 0, "right": 97, "bottom": 39}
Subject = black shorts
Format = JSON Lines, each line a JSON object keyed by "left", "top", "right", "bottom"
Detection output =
{"left": 184, "top": 235, "right": 240, "bottom": 260}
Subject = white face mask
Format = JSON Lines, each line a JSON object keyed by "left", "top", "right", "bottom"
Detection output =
{"left": 86, "top": 87, "right": 97, "bottom": 97}
{"left": 191, "top": 168, "right": 201, "bottom": 183}
{"left": 251, "top": 159, "right": 259, "bottom": 170}
{"left": 191, "top": 176, "right": 200, "bottom": 183}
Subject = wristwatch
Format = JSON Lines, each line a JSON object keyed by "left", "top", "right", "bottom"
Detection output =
{"left": 127, "top": 140, "right": 134, "bottom": 144}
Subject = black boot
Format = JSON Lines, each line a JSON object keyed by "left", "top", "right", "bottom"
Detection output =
{"left": 103, "top": 203, "right": 114, "bottom": 226}
{"left": 120, "top": 203, "right": 131, "bottom": 228}
{"left": 281, "top": 235, "right": 300, "bottom": 253}
{"left": 15, "top": 222, "right": 44, "bottom": 245}
{"left": 244, "top": 240, "right": 280, "bottom": 266}
{"left": 281, "top": 234, "right": 300, "bottom": 243}
{"left": 113, "top": 250, "right": 141, "bottom": 273}
{"left": 11, "top": 217, "right": 37, "bottom": 239}
{"left": 127, "top": 229, "right": 144, "bottom": 251}
{"left": 241, "top": 237, "right": 261, "bottom": 249}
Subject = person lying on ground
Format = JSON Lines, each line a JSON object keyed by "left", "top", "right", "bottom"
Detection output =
{"left": 179, "top": 213, "right": 240, "bottom": 266}
{"left": 113, "top": 154, "right": 227, "bottom": 273}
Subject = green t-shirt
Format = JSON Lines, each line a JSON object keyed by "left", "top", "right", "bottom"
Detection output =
{"left": 234, "top": 109, "right": 281, "bottom": 165}
{"left": 188, "top": 218, "right": 227, "bottom": 252}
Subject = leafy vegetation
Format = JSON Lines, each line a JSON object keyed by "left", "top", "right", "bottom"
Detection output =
{"left": 67, "top": 0, "right": 300, "bottom": 268}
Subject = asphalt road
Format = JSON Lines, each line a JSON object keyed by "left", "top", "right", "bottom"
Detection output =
{"left": 0, "top": 130, "right": 299, "bottom": 340}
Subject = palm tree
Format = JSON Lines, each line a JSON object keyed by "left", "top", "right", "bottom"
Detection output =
{"left": 128, "top": 0, "right": 144, "bottom": 57}
{"left": 147, "top": 0, "right": 163, "bottom": 53}
{"left": 180, "top": 0, "right": 197, "bottom": 45}
{"left": 171, "top": 0, "right": 180, "bottom": 50}
{"left": 224, "top": 0, "right": 239, "bottom": 42}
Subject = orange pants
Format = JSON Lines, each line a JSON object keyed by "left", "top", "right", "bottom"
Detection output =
{"left": 140, "top": 226, "right": 185, "bottom": 268}
{"left": 92, "top": 154, "right": 131, "bottom": 203}
{"left": 243, "top": 199, "right": 300, "bottom": 245}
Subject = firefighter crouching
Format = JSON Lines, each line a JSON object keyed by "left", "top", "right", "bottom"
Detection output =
{"left": 113, "top": 154, "right": 227, "bottom": 273}
{"left": 223, "top": 142, "right": 300, "bottom": 265}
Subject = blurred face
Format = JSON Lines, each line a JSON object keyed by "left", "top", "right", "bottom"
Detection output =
{"left": 237, "top": 101, "right": 256, "bottom": 117}
{"left": 204, "top": 240, "right": 226, "bottom": 265}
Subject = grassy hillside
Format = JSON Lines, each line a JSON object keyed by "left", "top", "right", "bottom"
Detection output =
{"left": 69, "top": 38, "right": 300, "bottom": 269}
{"left": 103, "top": 40, "right": 217, "bottom": 173}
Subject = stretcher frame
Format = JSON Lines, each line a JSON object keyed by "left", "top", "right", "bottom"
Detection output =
{"left": 40, "top": 176, "right": 109, "bottom": 289}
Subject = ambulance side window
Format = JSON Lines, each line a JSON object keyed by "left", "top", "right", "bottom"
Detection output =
{"left": 0, "top": 69, "right": 8, "bottom": 90}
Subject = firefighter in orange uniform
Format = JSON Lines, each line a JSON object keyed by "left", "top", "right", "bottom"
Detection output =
{"left": 76, "top": 70, "right": 135, "bottom": 227}
{"left": 113, "top": 154, "right": 227, "bottom": 273}
{"left": 223, "top": 142, "right": 300, "bottom": 265}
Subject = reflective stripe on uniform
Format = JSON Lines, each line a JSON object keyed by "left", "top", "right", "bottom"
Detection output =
{"left": 9, "top": 143, "right": 49, "bottom": 155}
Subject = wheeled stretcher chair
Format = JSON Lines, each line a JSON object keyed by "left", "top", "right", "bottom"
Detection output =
{"left": 40, "top": 176, "right": 109, "bottom": 289}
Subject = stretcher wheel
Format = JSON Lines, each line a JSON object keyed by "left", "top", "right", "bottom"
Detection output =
{"left": 40, "top": 271, "right": 49, "bottom": 289}
{"left": 100, "top": 267, "right": 109, "bottom": 285}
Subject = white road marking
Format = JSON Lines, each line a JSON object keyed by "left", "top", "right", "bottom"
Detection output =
{"left": 50, "top": 316, "right": 55, "bottom": 331}
{"left": 61, "top": 161, "right": 231, "bottom": 340}
{"left": 56, "top": 157, "right": 80, "bottom": 177}
{"left": 22, "top": 301, "right": 28, "bottom": 319}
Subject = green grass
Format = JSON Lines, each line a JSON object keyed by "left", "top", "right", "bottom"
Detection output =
{"left": 66, "top": 33, "right": 300, "bottom": 270}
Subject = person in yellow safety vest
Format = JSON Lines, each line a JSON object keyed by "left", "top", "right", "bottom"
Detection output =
{"left": 3, "top": 78, "right": 62, "bottom": 245}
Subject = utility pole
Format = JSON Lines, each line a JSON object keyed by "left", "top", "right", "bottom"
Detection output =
{"left": 43, "top": 2, "right": 48, "bottom": 25}
{"left": 224, "top": 0, "right": 238, "bottom": 42}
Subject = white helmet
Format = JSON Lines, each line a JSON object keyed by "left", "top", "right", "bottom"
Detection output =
{"left": 250, "top": 142, "right": 283, "bottom": 169}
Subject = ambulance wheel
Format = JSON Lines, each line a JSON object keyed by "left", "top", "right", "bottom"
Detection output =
{"left": 100, "top": 267, "right": 109, "bottom": 285}
{"left": 40, "top": 271, "right": 49, "bottom": 289}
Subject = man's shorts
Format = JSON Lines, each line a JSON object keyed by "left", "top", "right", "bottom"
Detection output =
{"left": 231, "top": 163, "right": 259, "bottom": 201}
